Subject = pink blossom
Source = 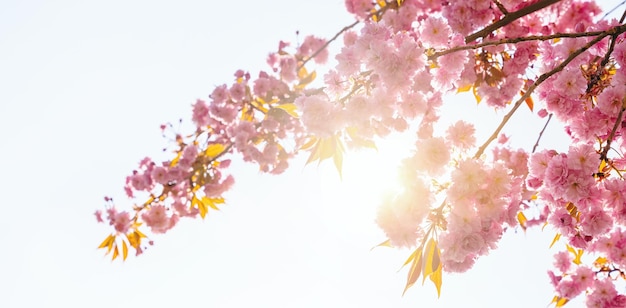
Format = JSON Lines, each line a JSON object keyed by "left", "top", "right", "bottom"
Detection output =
{"left": 553, "top": 251, "right": 572, "bottom": 273}
{"left": 446, "top": 121, "right": 475, "bottom": 150}
{"left": 580, "top": 207, "right": 613, "bottom": 237}
{"left": 420, "top": 17, "right": 450, "bottom": 48}
{"left": 412, "top": 137, "right": 450, "bottom": 176}
{"left": 192, "top": 99, "right": 210, "bottom": 128}
{"left": 107, "top": 209, "right": 131, "bottom": 234}
{"left": 141, "top": 205, "right": 178, "bottom": 234}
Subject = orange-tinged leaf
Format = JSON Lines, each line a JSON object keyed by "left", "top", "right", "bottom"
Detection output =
{"left": 403, "top": 248, "right": 423, "bottom": 296}
{"left": 193, "top": 195, "right": 208, "bottom": 219}
{"left": 550, "top": 233, "right": 561, "bottom": 248}
{"left": 457, "top": 84, "right": 472, "bottom": 93}
{"left": 429, "top": 265, "right": 443, "bottom": 298}
{"left": 98, "top": 234, "right": 115, "bottom": 249}
{"left": 112, "top": 244, "right": 119, "bottom": 260}
{"left": 274, "top": 103, "right": 299, "bottom": 118}
{"left": 201, "top": 196, "right": 222, "bottom": 211}
{"left": 517, "top": 212, "right": 528, "bottom": 232}
{"left": 594, "top": 256, "right": 608, "bottom": 267}
{"left": 422, "top": 238, "right": 440, "bottom": 284}
{"left": 377, "top": 0, "right": 386, "bottom": 7}
{"left": 205, "top": 144, "right": 225, "bottom": 158}
{"left": 370, "top": 239, "right": 392, "bottom": 251}
{"left": 551, "top": 295, "right": 569, "bottom": 307}
{"left": 122, "top": 240, "right": 128, "bottom": 261}
{"left": 566, "top": 245, "right": 584, "bottom": 265}
{"left": 520, "top": 90, "right": 534, "bottom": 111}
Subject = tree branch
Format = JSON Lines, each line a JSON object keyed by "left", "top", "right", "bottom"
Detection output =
{"left": 465, "top": 0, "right": 562, "bottom": 43}
{"left": 473, "top": 31, "right": 613, "bottom": 159}
{"left": 532, "top": 113, "right": 552, "bottom": 153}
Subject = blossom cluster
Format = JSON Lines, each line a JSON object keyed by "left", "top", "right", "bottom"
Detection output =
{"left": 96, "top": 0, "right": 626, "bottom": 305}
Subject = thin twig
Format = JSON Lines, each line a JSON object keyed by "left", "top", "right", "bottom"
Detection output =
{"left": 298, "top": 19, "right": 360, "bottom": 70}
{"left": 473, "top": 31, "right": 613, "bottom": 159}
{"left": 600, "top": 107, "right": 625, "bottom": 162}
{"left": 602, "top": 0, "right": 626, "bottom": 20}
{"left": 492, "top": 0, "right": 509, "bottom": 15}
{"left": 432, "top": 27, "right": 626, "bottom": 60}
{"left": 466, "top": 0, "right": 562, "bottom": 43}
{"left": 532, "top": 114, "right": 552, "bottom": 153}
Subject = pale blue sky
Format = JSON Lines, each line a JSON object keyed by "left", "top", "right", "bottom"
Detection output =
{"left": 0, "top": 1, "right": 622, "bottom": 307}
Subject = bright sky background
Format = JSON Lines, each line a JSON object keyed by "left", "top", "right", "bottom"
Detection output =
{"left": 0, "top": 1, "right": 623, "bottom": 307}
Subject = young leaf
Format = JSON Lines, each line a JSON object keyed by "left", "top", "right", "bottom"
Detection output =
{"left": 205, "top": 144, "right": 226, "bottom": 158}
{"left": 517, "top": 212, "right": 528, "bottom": 232}
{"left": 274, "top": 103, "right": 299, "bottom": 118}
{"left": 305, "top": 139, "right": 322, "bottom": 165}
{"left": 202, "top": 196, "right": 222, "bottom": 211}
{"left": 98, "top": 234, "right": 115, "bottom": 250}
{"left": 520, "top": 90, "right": 534, "bottom": 111}
{"left": 370, "top": 239, "right": 392, "bottom": 251}
{"left": 300, "top": 136, "right": 318, "bottom": 151}
{"left": 549, "top": 233, "right": 561, "bottom": 248}
{"left": 429, "top": 265, "right": 443, "bottom": 298}
{"left": 112, "top": 244, "right": 119, "bottom": 261}
{"left": 421, "top": 238, "right": 441, "bottom": 284}
{"left": 122, "top": 240, "right": 129, "bottom": 261}
{"left": 403, "top": 248, "right": 423, "bottom": 296}
{"left": 192, "top": 195, "right": 208, "bottom": 219}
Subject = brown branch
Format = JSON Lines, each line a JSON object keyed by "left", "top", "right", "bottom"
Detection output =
{"left": 465, "top": 0, "right": 562, "bottom": 43}
{"left": 473, "top": 31, "right": 613, "bottom": 159}
{"left": 600, "top": 107, "right": 625, "bottom": 162}
{"left": 492, "top": 0, "right": 509, "bottom": 15}
{"left": 298, "top": 19, "right": 360, "bottom": 70}
{"left": 532, "top": 113, "right": 552, "bottom": 153}
{"left": 432, "top": 29, "right": 617, "bottom": 60}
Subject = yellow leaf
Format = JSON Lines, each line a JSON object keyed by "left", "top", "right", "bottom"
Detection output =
{"left": 305, "top": 139, "right": 322, "bottom": 165}
{"left": 193, "top": 195, "right": 208, "bottom": 219}
{"left": 274, "top": 103, "right": 299, "bottom": 118}
{"left": 127, "top": 231, "right": 141, "bottom": 249}
{"left": 202, "top": 196, "right": 222, "bottom": 211}
{"left": 566, "top": 244, "right": 584, "bottom": 265}
{"left": 112, "top": 244, "right": 119, "bottom": 261}
{"left": 517, "top": 212, "right": 528, "bottom": 232}
{"left": 297, "top": 67, "right": 308, "bottom": 80}
{"left": 377, "top": 0, "right": 386, "bottom": 7}
{"left": 122, "top": 241, "right": 128, "bottom": 261}
{"left": 170, "top": 151, "right": 182, "bottom": 167}
{"left": 296, "top": 71, "right": 317, "bottom": 89}
{"left": 457, "top": 84, "right": 472, "bottom": 93}
{"left": 98, "top": 234, "right": 115, "bottom": 250}
{"left": 594, "top": 256, "right": 608, "bottom": 267}
{"left": 319, "top": 136, "right": 336, "bottom": 161}
{"left": 421, "top": 238, "right": 441, "bottom": 284}
{"left": 551, "top": 295, "right": 569, "bottom": 307}
{"left": 429, "top": 265, "right": 443, "bottom": 298}
{"left": 205, "top": 144, "right": 225, "bottom": 158}
{"left": 333, "top": 142, "right": 343, "bottom": 180}
{"left": 472, "top": 86, "right": 482, "bottom": 104}
{"left": 403, "top": 248, "right": 423, "bottom": 296}
{"left": 370, "top": 239, "right": 392, "bottom": 251}
{"left": 549, "top": 233, "right": 561, "bottom": 248}
{"left": 300, "top": 136, "right": 318, "bottom": 151}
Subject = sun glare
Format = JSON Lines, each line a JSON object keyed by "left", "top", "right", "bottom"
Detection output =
{"left": 317, "top": 132, "right": 415, "bottom": 235}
